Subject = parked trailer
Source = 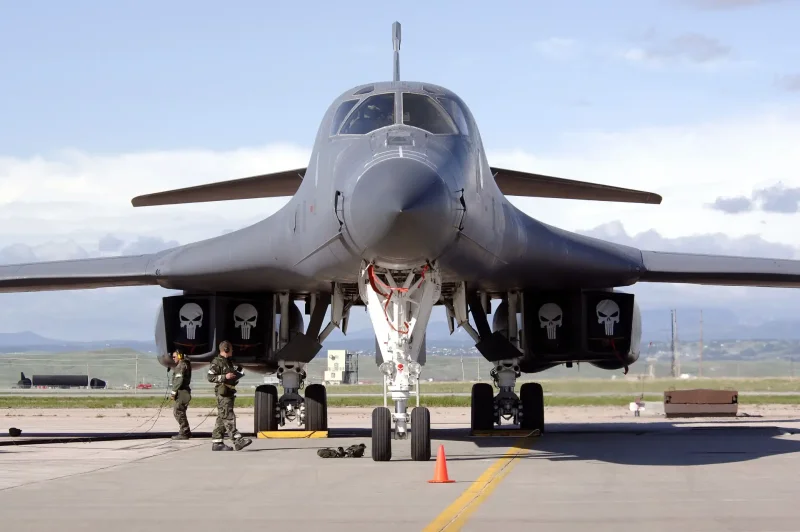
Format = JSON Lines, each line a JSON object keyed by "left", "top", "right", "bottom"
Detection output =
{"left": 16, "top": 372, "right": 106, "bottom": 389}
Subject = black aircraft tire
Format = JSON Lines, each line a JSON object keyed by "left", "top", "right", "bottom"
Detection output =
{"left": 371, "top": 407, "right": 392, "bottom": 461}
{"left": 410, "top": 407, "right": 431, "bottom": 461}
{"left": 254, "top": 385, "right": 278, "bottom": 433}
{"left": 520, "top": 382, "right": 544, "bottom": 433}
{"left": 471, "top": 382, "right": 494, "bottom": 432}
{"left": 304, "top": 384, "right": 328, "bottom": 431}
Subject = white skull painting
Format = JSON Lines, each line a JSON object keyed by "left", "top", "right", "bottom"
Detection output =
{"left": 538, "top": 303, "right": 563, "bottom": 340}
{"left": 233, "top": 303, "right": 258, "bottom": 340}
{"left": 596, "top": 299, "right": 620, "bottom": 336}
{"left": 179, "top": 303, "right": 203, "bottom": 340}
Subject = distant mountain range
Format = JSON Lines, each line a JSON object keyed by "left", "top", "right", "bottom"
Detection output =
{"left": 3, "top": 305, "right": 800, "bottom": 354}
{"left": 0, "top": 331, "right": 156, "bottom": 353}
{"left": 638, "top": 307, "right": 800, "bottom": 343}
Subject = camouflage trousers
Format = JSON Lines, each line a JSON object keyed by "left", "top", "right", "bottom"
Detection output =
{"left": 173, "top": 390, "right": 191, "bottom": 436}
{"left": 212, "top": 394, "right": 242, "bottom": 442}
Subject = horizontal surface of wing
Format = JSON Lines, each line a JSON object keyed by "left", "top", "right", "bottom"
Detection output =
{"left": 131, "top": 168, "right": 306, "bottom": 207}
{"left": 491, "top": 167, "right": 662, "bottom": 204}
{"left": 639, "top": 250, "right": 800, "bottom": 287}
{"left": 0, "top": 254, "right": 159, "bottom": 293}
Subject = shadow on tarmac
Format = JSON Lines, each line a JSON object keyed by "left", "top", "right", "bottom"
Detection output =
{"left": 437, "top": 422, "right": 800, "bottom": 468}
{"left": 4, "top": 421, "right": 800, "bottom": 469}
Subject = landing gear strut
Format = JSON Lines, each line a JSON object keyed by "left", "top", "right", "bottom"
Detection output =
{"left": 360, "top": 261, "right": 440, "bottom": 461}
{"left": 253, "top": 362, "right": 328, "bottom": 434}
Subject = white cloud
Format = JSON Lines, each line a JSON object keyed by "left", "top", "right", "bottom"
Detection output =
{"left": 777, "top": 73, "right": 800, "bottom": 92}
{"left": 616, "top": 32, "right": 752, "bottom": 72}
{"left": 0, "top": 143, "right": 309, "bottom": 248}
{"left": 490, "top": 102, "right": 800, "bottom": 249}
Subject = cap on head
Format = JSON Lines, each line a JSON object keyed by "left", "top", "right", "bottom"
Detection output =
{"left": 219, "top": 341, "right": 232, "bottom": 354}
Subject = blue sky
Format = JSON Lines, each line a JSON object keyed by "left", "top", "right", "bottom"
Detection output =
{"left": 2, "top": 0, "right": 798, "bottom": 157}
{"left": 2, "top": 0, "right": 800, "bottom": 341}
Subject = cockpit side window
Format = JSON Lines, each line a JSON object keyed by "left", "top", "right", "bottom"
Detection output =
{"left": 402, "top": 93, "right": 458, "bottom": 135}
{"left": 339, "top": 93, "right": 395, "bottom": 135}
{"left": 330, "top": 99, "right": 358, "bottom": 135}
{"left": 436, "top": 97, "right": 469, "bottom": 135}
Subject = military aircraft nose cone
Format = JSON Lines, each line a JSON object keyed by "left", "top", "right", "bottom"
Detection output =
{"left": 346, "top": 157, "right": 456, "bottom": 264}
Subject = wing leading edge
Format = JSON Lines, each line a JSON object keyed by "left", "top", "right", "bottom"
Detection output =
{"left": 130, "top": 166, "right": 659, "bottom": 207}
{"left": 638, "top": 250, "right": 800, "bottom": 288}
{"left": 491, "top": 167, "right": 662, "bottom": 204}
{"left": 0, "top": 254, "right": 161, "bottom": 293}
{"left": 131, "top": 168, "right": 306, "bottom": 207}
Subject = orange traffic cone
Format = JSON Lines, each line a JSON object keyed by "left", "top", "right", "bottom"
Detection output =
{"left": 428, "top": 444, "right": 455, "bottom": 483}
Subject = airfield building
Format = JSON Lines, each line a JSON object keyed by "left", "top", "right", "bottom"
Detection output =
{"left": 323, "top": 350, "right": 358, "bottom": 385}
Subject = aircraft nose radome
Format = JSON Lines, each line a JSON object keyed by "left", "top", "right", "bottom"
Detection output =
{"left": 346, "top": 157, "right": 456, "bottom": 264}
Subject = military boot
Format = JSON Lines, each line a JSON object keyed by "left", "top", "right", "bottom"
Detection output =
{"left": 212, "top": 442, "right": 233, "bottom": 451}
{"left": 233, "top": 437, "right": 252, "bottom": 451}
{"left": 171, "top": 433, "right": 191, "bottom": 440}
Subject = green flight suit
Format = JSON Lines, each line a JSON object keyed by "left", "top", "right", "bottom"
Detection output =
{"left": 171, "top": 359, "right": 192, "bottom": 436}
{"left": 206, "top": 354, "right": 243, "bottom": 443}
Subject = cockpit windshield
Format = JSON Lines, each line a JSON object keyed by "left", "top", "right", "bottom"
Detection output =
{"left": 402, "top": 93, "right": 458, "bottom": 135}
{"left": 331, "top": 99, "right": 358, "bottom": 135}
{"left": 339, "top": 93, "right": 395, "bottom": 135}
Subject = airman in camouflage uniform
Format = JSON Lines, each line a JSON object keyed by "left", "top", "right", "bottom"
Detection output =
{"left": 170, "top": 350, "right": 192, "bottom": 439}
{"left": 206, "top": 340, "right": 252, "bottom": 451}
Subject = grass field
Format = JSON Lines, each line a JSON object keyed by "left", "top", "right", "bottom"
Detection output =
{"left": 3, "top": 348, "right": 800, "bottom": 391}
{"left": 3, "top": 348, "right": 800, "bottom": 414}
{"left": 306, "top": 377, "right": 800, "bottom": 395}
{"left": 1, "top": 393, "right": 800, "bottom": 409}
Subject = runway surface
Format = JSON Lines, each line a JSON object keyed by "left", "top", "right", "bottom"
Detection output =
{"left": 2, "top": 405, "right": 800, "bottom": 531}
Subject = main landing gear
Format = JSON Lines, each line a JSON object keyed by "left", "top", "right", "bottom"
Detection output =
{"left": 451, "top": 289, "right": 544, "bottom": 434}
{"left": 469, "top": 360, "right": 544, "bottom": 434}
{"left": 360, "top": 262, "right": 440, "bottom": 462}
{"left": 254, "top": 362, "right": 328, "bottom": 433}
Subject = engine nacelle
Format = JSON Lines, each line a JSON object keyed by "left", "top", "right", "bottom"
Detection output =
{"left": 517, "top": 289, "right": 641, "bottom": 371}
{"left": 155, "top": 292, "right": 278, "bottom": 373}
{"left": 588, "top": 297, "right": 641, "bottom": 370}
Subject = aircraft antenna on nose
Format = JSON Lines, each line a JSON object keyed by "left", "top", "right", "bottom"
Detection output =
{"left": 392, "top": 21, "right": 401, "bottom": 82}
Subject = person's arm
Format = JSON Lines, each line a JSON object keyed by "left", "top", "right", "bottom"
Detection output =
{"left": 171, "top": 361, "right": 185, "bottom": 398}
{"left": 207, "top": 359, "right": 225, "bottom": 384}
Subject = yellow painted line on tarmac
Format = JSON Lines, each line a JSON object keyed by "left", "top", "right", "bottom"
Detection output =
{"left": 423, "top": 437, "right": 533, "bottom": 531}
{"left": 256, "top": 430, "right": 328, "bottom": 439}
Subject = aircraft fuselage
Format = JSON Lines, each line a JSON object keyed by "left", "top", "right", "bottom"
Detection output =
{"left": 154, "top": 81, "right": 642, "bottom": 296}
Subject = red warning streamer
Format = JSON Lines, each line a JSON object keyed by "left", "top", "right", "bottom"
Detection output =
{"left": 366, "top": 264, "right": 429, "bottom": 335}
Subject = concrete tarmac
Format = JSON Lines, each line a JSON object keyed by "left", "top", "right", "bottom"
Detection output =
{"left": 2, "top": 405, "right": 800, "bottom": 531}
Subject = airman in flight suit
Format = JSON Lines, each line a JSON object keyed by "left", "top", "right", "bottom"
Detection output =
{"left": 206, "top": 340, "right": 253, "bottom": 451}
{"left": 170, "top": 350, "right": 192, "bottom": 439}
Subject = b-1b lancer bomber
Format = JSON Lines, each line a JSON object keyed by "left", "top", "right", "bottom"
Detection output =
{"left": 5, "top": 22, "right": 800, "bottom": 461}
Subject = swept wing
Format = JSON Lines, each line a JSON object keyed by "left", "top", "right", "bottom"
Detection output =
{"left": 638, "top": 250, "right": 800, "bottom": 288}
{"left": 0, "top": 254, "right": 161, "bottom": 293}
{"left": 491, "top": 167, "right": 662, "bottom": 204}
{"left": 131, "top": 168, "right": 306, "bottom": 207}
